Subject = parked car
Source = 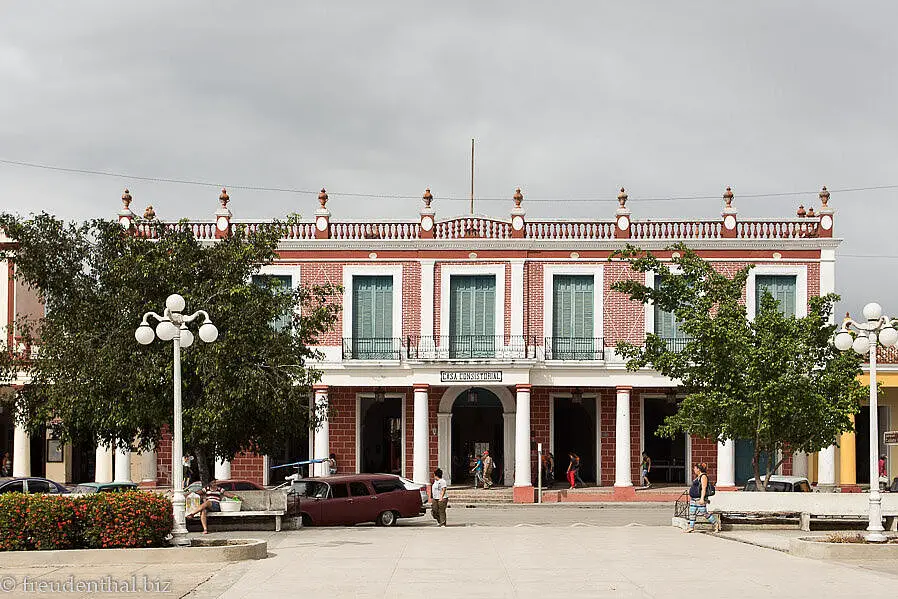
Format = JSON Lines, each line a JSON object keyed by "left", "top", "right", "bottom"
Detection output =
{"left": 743, "top": 476, "right": 812, "bottom": 492}
{"left": 0, "top": 477, "right": 70, "bottom": 495}
{"left": 288, "top": 474, "right": 427, "bottom": 527}
{"left": 70, "top": 481, "right": 139, "bottom": 495}
{"left": 185, "top": 479, "right": 266, "bottom": 494}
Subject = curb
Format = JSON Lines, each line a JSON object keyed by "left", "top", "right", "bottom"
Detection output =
{"left": 789, "top": 535, "right": 898, "bottom": 559}
{"left": 0, "top": 539, "right": 267, "bottom": 567}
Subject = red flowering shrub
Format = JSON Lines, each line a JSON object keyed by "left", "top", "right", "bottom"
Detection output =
{"left": 0, "top": 491, "right": 172, "bottom": 551}
{"left": 26, "top": 494, "right": 78, "bottom": 550}
{"left": 0, "top": 493, "right": 29, "bottom": 551}
{"left": 78, "top": 491, "right": 173, "bottom": 549}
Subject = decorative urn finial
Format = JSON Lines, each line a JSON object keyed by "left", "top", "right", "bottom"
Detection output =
{"left": 423, "top": 188, "right": 433, "bottom": 208}
{"left": 617, "top": 187, "right": 628, "bottom": 208}
{"left": 723, "top": 186, "right": 734, "bottom": 208}
{"left": 219, "top": 188, "right": 230, "bottom": 208}
{"left": 143, "top": 205, "right": 156, "bottom": 220}
{"left": 122, "top": 189, "right": 132, "bottom": 209}
{"left": 318, "top": 188, "right": 328, "bottom": 208}
{"left": 513, "top": 187, "right": 523, "bottom": 208}
{"left": 819, "top": 186, "right": 830, "bottom": 208}
{"left": 806, "top": 206, "right": 816, "bottom": 217}
{"left": 797, "top": 204, "right": 806, "bottom": 217}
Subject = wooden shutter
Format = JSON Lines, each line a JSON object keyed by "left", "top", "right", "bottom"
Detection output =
{"left": 756, "top": 275, "right": 797, "bottom": 317}
{"left": 449, "top": 275, "right": 496, "bottom": 357}
{"left": 252, "top": 274, "right": 292, "bottom": 332}
{"left": 353, "top": 276, "right": 393, "bottom": 357}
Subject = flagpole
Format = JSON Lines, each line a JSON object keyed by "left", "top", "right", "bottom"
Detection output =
{"left": 470, "top": 138, "right": 475, "bottom": 215}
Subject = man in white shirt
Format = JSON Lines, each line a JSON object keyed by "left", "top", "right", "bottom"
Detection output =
{"left": 431, "top": 468, "right": 448, "bottom": 527}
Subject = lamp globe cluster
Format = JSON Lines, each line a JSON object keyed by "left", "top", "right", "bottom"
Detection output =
{"left": 833, "top": 302, "right": 898, "bottom": 355}
{"left": 133, "top": 294, "right": 218, "bottom": 346}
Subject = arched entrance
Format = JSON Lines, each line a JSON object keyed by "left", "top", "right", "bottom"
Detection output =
{"left": 438, "top": 387, "right": 516, "bottom": 485}
{"left": 451, "top": 388, "right": 504, "bottom": 484}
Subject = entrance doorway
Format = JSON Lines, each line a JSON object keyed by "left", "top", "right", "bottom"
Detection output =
{"left": 854, "top": 406, "right": 889, "bottom": 485}
{"left": 451, "top": 388, "right": 503, "bottom": 484}
{"left": 553, "top": 396, "right": 596, "bottom": 483}
{"left": 360, "top": 396, "right": 403, "bottom": 475}
{"left": 643, "top": 397, "right": 687, "bottom": 485}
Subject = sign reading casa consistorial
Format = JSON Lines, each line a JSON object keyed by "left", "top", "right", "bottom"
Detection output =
{"left": 440, "top": 371, "right": 502, "bottom": 383}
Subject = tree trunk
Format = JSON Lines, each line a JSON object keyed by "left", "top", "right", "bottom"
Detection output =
{"left": 195, "top": 446, "right": 213, "bottom": 486}
{"left": 753, "top": 448, "right": 766, "bottom": 492}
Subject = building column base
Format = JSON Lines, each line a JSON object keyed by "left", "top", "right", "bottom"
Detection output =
{"left": 716, "top": 485, "right": 738, "bottom": 492}
{"left": 815, "top": 484, "right": 838, "bottom": 493}
{"left": 513, "top": 485, "right": 535, "bottom": 504}
{"left": 612, "top": 486, "right": 637, "bottom": 500}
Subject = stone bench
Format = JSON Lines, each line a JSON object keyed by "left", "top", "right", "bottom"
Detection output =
{"left": 205, "top": 490, "right": 288, "bottom": 532}
{"left": 706, "top": 491, "right": 898, "bottom": 531}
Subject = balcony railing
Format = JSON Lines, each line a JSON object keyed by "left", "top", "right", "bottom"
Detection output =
{"left": 659, "top": 336, "right": 691, "bottom": 352}
{"left": 341, "top": 337, "right": 402, "bottom": 360}
{"left": 405, "top": 335, "right": 538, "bottom": 360}
{"left": 544, "top": 337, "right": 605, "bottom": 360}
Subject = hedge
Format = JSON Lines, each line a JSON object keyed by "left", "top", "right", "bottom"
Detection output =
{"left": 0, "top": 491, "right": 173, "bottom": 551}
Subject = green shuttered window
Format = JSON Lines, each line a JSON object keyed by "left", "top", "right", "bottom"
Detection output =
{"left": 251, "top": 274, "right": 293, "bottom": 332}
{"left": 755, "top": 275, "right": 797, "bottom": 317}
{"left": 352, "top": 276, "right": 394, "bottom": 358}
{"left": 449, "top": 275, "right": 496, "bottom": 358}
{"left": 552, "top": 275, "right": 594, "bottom": 359}
{"left": 654, "top": 278, "right": 688, "bottom": 351}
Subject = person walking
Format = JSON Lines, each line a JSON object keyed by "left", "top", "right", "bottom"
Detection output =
{"left": 686, "top": 463, "right": 719, "bottom": 533}
{"left": 471, "top": 455, "right": 485, "bottom": 488}
{"left": 0, "top": 453, "right": 11, "bottom": 477}
{"left": 431, "top": 468, "right": 448, "bottom": 527}
{"left": 879, "top": 455, "right": 889, "bottom": 491}
{"left": 641, "top": 452, "right": 652, "bottom": 488}
{"left": 566, "top": 452, "right": 581, "bottom": 489}
{"left": 482, "top": 451, "right": 495, "bottom": 489}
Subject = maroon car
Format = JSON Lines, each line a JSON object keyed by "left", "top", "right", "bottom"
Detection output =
{"left": 289, "top": 474, "right": 427, "bottom": 527}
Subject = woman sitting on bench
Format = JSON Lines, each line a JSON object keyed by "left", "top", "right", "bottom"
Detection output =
{"left": 187, "top": 482, "right": 235, "bottom": 534}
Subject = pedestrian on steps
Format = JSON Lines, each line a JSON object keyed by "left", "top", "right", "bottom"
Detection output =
{"left": 482, "top": 450, "right": 495, "bottom": 489}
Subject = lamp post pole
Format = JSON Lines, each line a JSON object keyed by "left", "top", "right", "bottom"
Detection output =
{"left": 833, "top": 302, "right": 897, "bottom": 543}
{"left": 135, "top": 294, "right": 218, "bottom": 546}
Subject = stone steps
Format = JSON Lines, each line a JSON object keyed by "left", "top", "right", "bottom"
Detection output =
{"left": 447, "top": 487, "right": 515, "bottom": 504}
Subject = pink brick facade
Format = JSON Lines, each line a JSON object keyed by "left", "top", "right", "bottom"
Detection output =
{"left": 121, "top": 189, "right": 836, "bottom": 500}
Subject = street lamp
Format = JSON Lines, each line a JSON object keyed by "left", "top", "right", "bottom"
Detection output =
{"left": 833, "top": 302, "right": 898, "bottom": 543}
{"left": 135, "top": 294, "right": 218, "bottom": 546}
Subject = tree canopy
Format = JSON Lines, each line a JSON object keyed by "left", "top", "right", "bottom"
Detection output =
{"left": 611, "top": 243, "right": 865, "bottom": 489}
{"left": 0, "top": 213, "right": 340, "bottom": 482}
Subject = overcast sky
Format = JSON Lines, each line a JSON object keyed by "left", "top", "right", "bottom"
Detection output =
{"left": 1, "top": 2, "right": 896, "bottom": 316}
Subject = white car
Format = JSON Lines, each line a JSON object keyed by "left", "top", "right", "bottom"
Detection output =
{"left": 743, "top": 475, "right": 812, "bottom": 492}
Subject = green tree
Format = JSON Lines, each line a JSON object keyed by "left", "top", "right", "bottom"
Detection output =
{"left": 0, "top": 213, "right": 340, "bottom": 484}
{"left": 611, "top": 243, "right": 864, "bottom": 490}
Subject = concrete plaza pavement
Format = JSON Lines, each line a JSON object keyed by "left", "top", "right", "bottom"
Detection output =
{"left": 2, "top": 505, "right": 897, "bottom": 598}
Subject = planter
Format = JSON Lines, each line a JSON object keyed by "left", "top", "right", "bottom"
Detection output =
{"left": 219, "top": 500, "right": 241, "bottom": 513}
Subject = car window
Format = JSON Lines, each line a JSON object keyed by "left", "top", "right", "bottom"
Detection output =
{"left": 235, "top": 482, "right": 258, "bottom": 491}
{"left": 349, "top": 482, "right": 370, "bottom": 497}
{"left": 0, "top": 481, "right": 24, "bottom": 494}
{"left": 372, "top": 480, "right": 404, "bottom": 494}
{"left": 27, "top": 480, "right": 51, "bottom": 493}
{"left": 330, "top": 484, "right": 349, "bottom": 498}
{"left": 72, "top": 485, "right": 96, "bottom": 494}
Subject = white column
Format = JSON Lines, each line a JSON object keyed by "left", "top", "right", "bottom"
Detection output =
{"left": 818, "top": 444, "right": 837, "bottom": 487}
{"left": 437, "top": 413, "right": 451, "bottom": 484}
{"left": 313, "top": 386, "right": 330, "bottom": 477}
{"left": 614, "top": 387, "right": 633, "bottom": 487}
{"left": 420, "top": 260, "right": 435, "bottom": 338}
{"left": 503, "top": 413, "right": 515, "bottom": 485}
{"left": 214, "top": 458, "right": 232, "bottom": 480}
{"left": 95, "top": 444, "right": 113, "bottom": 484}
{"left": 140, "top": 450, "right": 157, "bottom": 485}
{"left": 12, "top": 423, "right": 30, "bottom": 477}
{"left": 716, "top": 440, "right": 736, "bottom": 487}
{"left": 514, "top": 385, "right": 532, "bottom": 487}
{"left": 113, "top": 444, "right": 132, "bottom": 483}
{"left": 510, "top": 260, "right": 525, "bottom": 338}
{"left": 413, "top": 384, "right": 430, "bottom": 485}
{"left": 792, "top": 451, "right": 809, "bottom": 478}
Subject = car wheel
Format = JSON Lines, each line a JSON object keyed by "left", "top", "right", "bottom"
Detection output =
{"left": 301, "top": 514, "right": 313, "bottom": 527}
{"left": 377, "top": 510, "right": 397, "bottom": 527}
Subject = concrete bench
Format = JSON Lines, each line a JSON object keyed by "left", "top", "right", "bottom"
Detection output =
{"left": 706, "top": 491, "right": 898, "bottom": 531}
{"left": 205, "top": 490, "right": 288, "bottom": 532}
